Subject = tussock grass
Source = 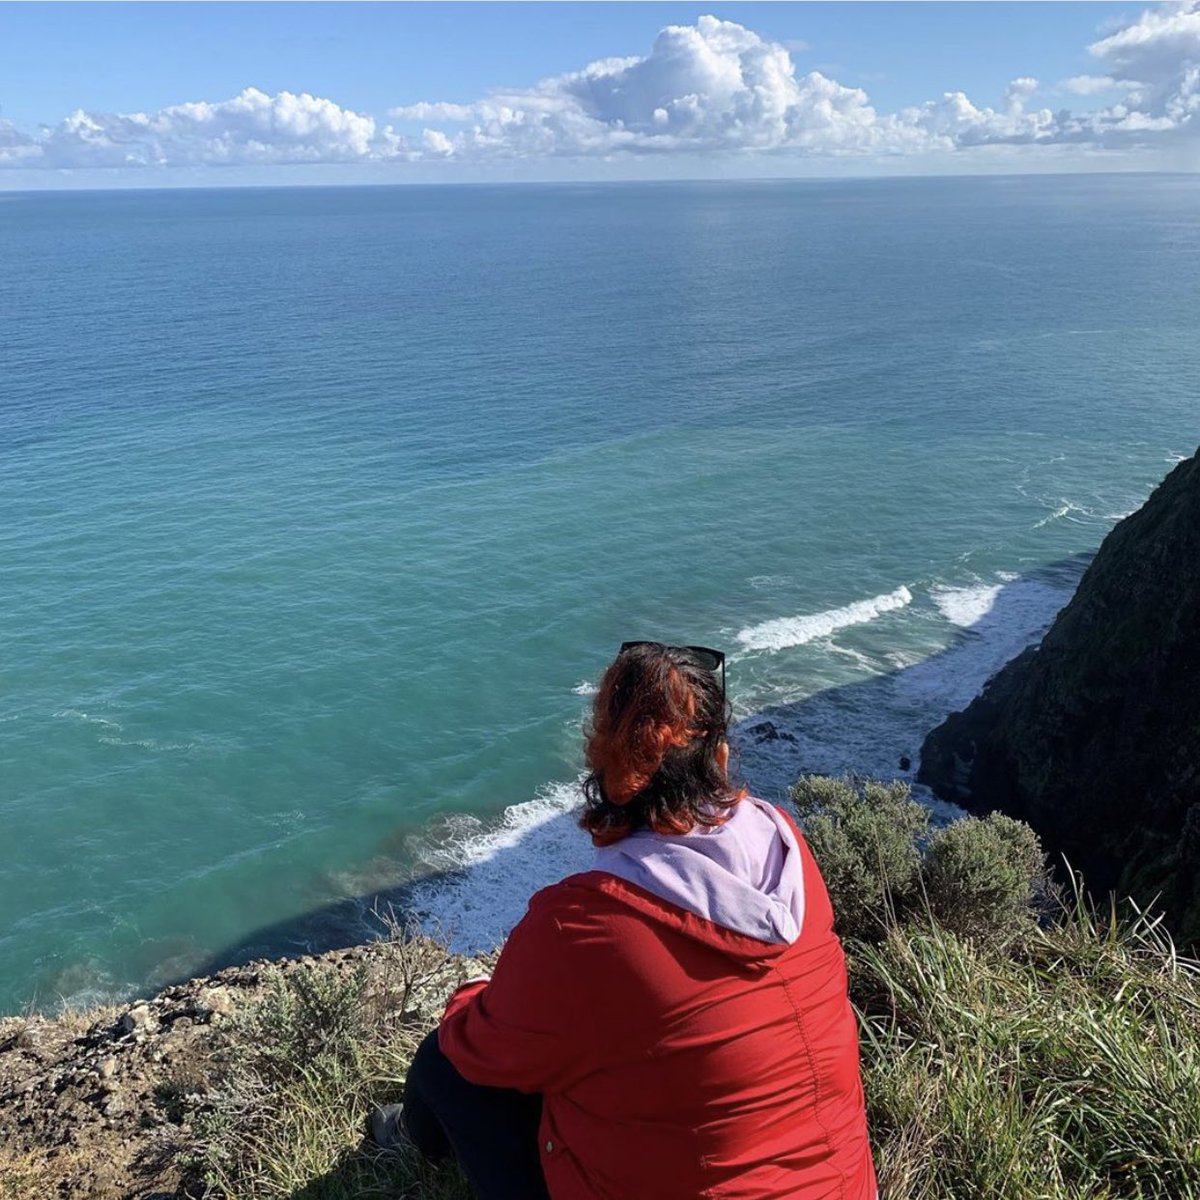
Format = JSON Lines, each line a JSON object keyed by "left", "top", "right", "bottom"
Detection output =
{"left": 857, "top": 890, "right": 1200, "bottom": 1199}
{"left": 0, "top": 1148, "right": 44, "bottom": 1200}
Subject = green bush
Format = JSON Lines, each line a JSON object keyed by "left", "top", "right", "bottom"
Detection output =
{"left": 790, "top": 775, "right": 1048, "bottom": 945}
{"left": 196, "top": 956, "right": 471, "bottom": 1200}
{"left": 923, "top": 812, "right": 1046, "bottom": 942}
{"left": 232, "top": 961, "right": 372, "bottom": 1087}
{"left": 790, "top": 775, "right": 929, "bottom": 941}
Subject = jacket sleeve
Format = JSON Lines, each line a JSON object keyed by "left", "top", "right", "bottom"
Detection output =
{"left": 436, "top": 884, "right": 596, "bottom": 1094}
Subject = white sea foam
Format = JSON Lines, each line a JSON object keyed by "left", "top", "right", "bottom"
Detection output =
{"left": 736, "top": 586, "right": 913, "bottom": 652}
{"left": 53, "top": 709, "right": 123, "bottom": 731}
{"left": 410, "top": 780, "right": 593, "bottom": 955}
{"left": 931, "top": 583, "right": 1003, "bottom": 628}
{"left": 732, "top": 571, "right": 1078, "bottom": 807}
{"left": 571, "top": 680, "right": 598, "bottom": 697}
{"left": 1033, "top": 503, "right": 1071, "bottom": 528}
{"left": 97, "top": 736, "right": 196, "bottom": 752}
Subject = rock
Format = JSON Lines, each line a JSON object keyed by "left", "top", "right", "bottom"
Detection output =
{"left": 919, "top": 447, "right": 1200, "bottom": 945}
{"left": 195, "top": 987, "right": 234, "bottom": 1021}
{"left": 97, "top": 1056, "right": 118, "bottom": 1079}
{"left": 119, "top": 1005, "right": 158, "bottom": 1036}
{"left": 751, "top": 720, "right": 796, "bottom": 744}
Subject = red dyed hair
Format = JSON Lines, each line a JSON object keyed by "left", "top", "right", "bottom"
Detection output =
{"left": 580, "top": 642, "right": 742, "bottom": 846}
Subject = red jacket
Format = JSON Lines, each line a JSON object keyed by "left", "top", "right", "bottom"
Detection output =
{"left": 438, "top": 806, "right": 876, "bottom": 1200}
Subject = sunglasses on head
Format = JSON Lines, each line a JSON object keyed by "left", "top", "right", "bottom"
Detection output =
{"left": 619, "top": 641, "right": 726, "bottom": 702}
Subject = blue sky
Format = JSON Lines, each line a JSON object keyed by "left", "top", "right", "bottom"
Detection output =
{"left": 2, "top": 2, "right": 1198, "bottom": 187}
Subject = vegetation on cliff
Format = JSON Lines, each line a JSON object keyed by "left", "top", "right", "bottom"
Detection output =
{"left": 794, "top": 776, "right": 1200, "bottom": 1200}
{"left": 5, "top": 777, "right": 1199, "bottom": 1199}
{"left": 920, "top": 448, "right": 1200, "bottom": 946}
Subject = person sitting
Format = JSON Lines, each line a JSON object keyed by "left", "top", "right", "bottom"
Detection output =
{"left": 371, "top": 640, "right": 877, "bottom": 1199}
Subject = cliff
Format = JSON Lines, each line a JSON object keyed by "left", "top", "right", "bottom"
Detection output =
{"left": 920, "top": 448, "right": 1200, "bottom": 944}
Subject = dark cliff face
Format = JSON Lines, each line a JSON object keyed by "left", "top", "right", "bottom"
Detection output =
{"left": 919, "top": 449, "right": 1200, "bottom": 944}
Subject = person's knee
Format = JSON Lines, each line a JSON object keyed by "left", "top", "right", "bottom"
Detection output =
{"left": 400, "top": 1029, "right": 455, "bottom": 1163}
{"left": 409, "top": 1027, "right": 444, "bottom": 1080}
{"left": 406, "top": 1027, "right": 462, "bottom": 1112}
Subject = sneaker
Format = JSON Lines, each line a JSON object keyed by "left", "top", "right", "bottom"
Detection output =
{"left": 369, "top": 1102, "right": 412, "bottom": 1151}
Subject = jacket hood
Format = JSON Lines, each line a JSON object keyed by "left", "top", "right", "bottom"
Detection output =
{"left": 591, "top": 796, "right": 806, "bottom": 947}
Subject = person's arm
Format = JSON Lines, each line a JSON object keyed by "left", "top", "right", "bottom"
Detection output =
{"left": 437, "top": 884, "right": 596, "bottom": 1094}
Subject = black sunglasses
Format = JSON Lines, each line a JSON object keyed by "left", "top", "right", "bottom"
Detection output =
{"left": 619, "top": 641, "right": 726, "bottom": 702}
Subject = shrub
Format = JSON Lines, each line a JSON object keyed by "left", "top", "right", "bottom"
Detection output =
{"left": 230, "top": 961, "right": 372, "bottom": 1087}
{"left": 790, "top": 775, "right": 929, "bottom": 941}
{"left": 923, "top": 812, "right": 1046, "bottom": 943}
{"left": 790, "top": 775, "right": 1048, "bottom": 945}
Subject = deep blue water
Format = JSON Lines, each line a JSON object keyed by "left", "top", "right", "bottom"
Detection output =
{"left": 1, "top": 176, "right": 1197, "bottom": 1014}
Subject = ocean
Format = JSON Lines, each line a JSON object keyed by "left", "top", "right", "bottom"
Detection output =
{"left": 1, "top": 175, "right": 1197, "bottom": 1016}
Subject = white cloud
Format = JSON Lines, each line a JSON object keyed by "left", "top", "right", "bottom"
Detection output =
{"left": 422, "top": 128, "right": 455, "bottom": 156}
{"left": 1084, "top": 1, "right": 1200, "bottom": 132}
{"left": 1063, "top": 74, "right": 1124, "bottom": 95}
{"left": 9, "top": 87, "right": 411, "bottom": 169}
{"left": 391, "top": 101, "right": 477, "bottom": 122}
{"left": 1003, "top": 77, "right": 1040, "bottom": 114}
{"left": 387, "top": 16, "right": 910, "bottom": 159}
{"left": 0, "top": 119, "right": 41, "bottom": 165}
{"left": 390, "top": 9, "right": 1198, "bottom": 162}
{"left": 897, "top": 85, "right": 1061, "bottom": 148}
{"left": 4, "top": 5, "right": 1200, "bottom": 174}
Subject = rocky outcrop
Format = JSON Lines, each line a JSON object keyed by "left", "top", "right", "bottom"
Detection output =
{"left": 0, "top": 938, "right": 480, "bottom": 1198}
{"left": 920, "top": 449, "right": 1200, "bottom": 945}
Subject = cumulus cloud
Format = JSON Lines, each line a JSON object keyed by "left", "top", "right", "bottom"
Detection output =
{"left": 4, "top": 5, "right": 1200, "bottom": 172}
{"left": 897, "top": 86, "right": 1062, "bottom": 148}
{"left": 0, "top": 119, "right": 41, "bottom": 165}
{"left": 1062, "top": 74, "right": 1124, "bottom": 95}
{"left": 6, "top": 87, "right": 411, "bottom": 169}
{"left": 389, "top": 17, "right": 903, "bottom": 158}
{"left": 390, "top": 8, "right": 1200, "bottom": 161}
{"left": 1077, "top": 1, "right": 1200, "bottom": 133}
{"left": 1089, "top": 2, "right": 1200, "bottom": 78}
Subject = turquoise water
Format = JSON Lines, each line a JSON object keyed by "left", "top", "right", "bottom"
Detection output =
{"left": 1, "top": 176, "right": 1197, "bottom": 1015}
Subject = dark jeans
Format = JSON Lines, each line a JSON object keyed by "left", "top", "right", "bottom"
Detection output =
{"left": 402, "top": 1028, "right": 551, "bottom": 1200}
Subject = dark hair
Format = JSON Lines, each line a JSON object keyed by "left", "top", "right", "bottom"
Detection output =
{"left": 580, "top": 642, "right": 741, "bottom": 847}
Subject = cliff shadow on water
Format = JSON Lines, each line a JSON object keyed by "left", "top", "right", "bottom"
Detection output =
{"left": 154, "top": 553, "right": 1093, "bottom": 996}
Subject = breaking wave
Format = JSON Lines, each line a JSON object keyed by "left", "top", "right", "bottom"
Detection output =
{"left": 736, "top": 587, "right": 913, "bottom": 652}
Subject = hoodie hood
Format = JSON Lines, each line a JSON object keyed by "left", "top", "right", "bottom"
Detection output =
{"left": 592, "top": 796, "right": 805, "bottom": 945}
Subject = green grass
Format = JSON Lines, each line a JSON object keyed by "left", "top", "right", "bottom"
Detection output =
{"left": 857, "top": 889, "right": 1200, "bottom": 1199}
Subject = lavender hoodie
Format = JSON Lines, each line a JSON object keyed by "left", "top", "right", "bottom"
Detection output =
{"left": 592, "top": 795, "right": 806, "bottom": 945}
